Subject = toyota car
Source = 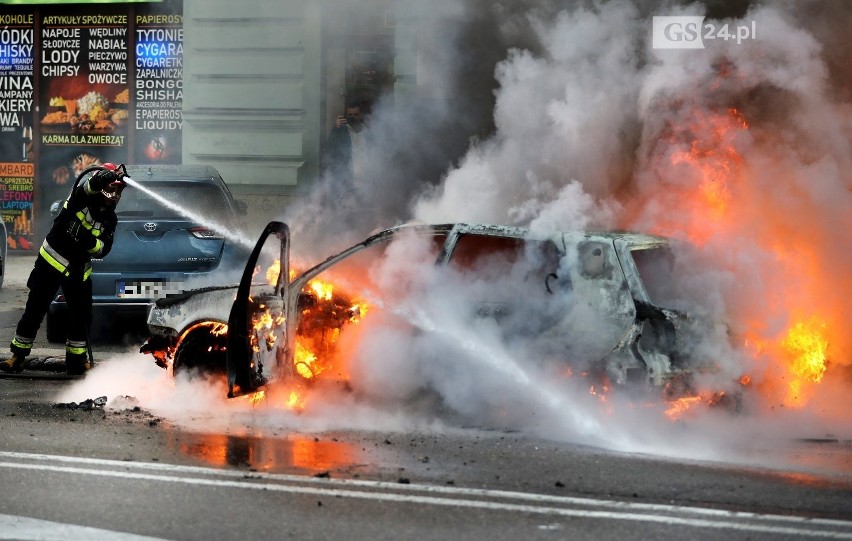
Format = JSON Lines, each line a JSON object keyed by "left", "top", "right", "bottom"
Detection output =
{"left": 46, "top": 164, "right": 250, "bottom": 342}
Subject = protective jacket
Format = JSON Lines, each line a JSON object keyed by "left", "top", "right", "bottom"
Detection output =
{"left": 40, "top": 174, "right": 118, "bottom": 279}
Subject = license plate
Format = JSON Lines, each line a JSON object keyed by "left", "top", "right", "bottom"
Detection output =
{"left": 117, "top": 280, "right": 182, "bottom": 299}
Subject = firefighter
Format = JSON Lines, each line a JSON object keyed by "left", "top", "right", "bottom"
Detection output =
{"left": 0, "top": 163, "right": 127, "bottom": 375}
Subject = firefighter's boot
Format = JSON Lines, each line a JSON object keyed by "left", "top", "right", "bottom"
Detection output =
{"left": 0, "top": 354, "right": 25, "bottom": 373}
{"left": 65, "top": 341, "right": 90, "bottom": 376}
{"left": 2, "top": 337, "right": 33, "bottom": 373}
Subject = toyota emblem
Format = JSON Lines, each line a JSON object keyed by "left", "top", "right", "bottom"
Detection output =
{"left": 144, "top": 222, "right": 157, "bottom": 232}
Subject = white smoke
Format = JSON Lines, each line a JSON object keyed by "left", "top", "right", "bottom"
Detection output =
{"left": 358, "top": 0, "right": 851, "bottom": 449}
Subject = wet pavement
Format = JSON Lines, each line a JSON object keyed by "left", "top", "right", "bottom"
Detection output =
{"left": 0, "top": 250, "right": 139, "bottom": 365}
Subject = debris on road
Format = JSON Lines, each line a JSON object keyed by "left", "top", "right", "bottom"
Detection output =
{"left": 53, "top": 396, "right": 107, "bottom": 410}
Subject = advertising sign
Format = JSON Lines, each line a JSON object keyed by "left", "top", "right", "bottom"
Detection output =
{"left": 135, "top": 12, "right": 183, "bottom": 162}
{"left": 0, "top": 11, "right": 35, "bottom": 249}
{"left": 38, "top": 7, "right": 131, "bottom": 220}
{"left": 0, "top": 1, "right": 183, "bottom": 248}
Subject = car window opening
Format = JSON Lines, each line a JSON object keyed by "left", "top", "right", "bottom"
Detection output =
{"left": 578, "top": 240, "right": 613, "bottom": 280}
{"left": 631, "top": 247, "right": 678, "bottom": 308}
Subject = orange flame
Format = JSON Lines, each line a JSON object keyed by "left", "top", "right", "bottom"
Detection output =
{"left": 664, "top": 395, "right": 704, "bottom": 420}
{"left": 782, "top": 319, "right": 828, "bottom": 383}
{"left": 286, "top": 389, "right": 306, "bottom": 411}
{"left": 309, "top": 279, "right": 334, "bottom": 301}
{"left": 641, "top": 105, "right": 845, "bottom": 413}
{"left": 239, "top": 390, "right": 266, "bottom": 406}
{"left": 253, "top": 309, "right": 274, "bottom": 331}
{"left": 294, "top": 342, "right": 319, "bottom": 379}
{"left": 349, "top": 303, "right": 369, "bottom": 322}
{"left": 778, "top": 318, "right": 829, "bottom": 407}
{"left": 664, "top": 107, "right": 748, "bottom": 245}
{"left": 266, "top": 260, "right": 280, "bottom": 285}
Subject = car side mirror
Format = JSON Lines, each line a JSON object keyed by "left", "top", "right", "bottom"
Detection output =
{"left": 50, "top": 200, "right": 62, "bottom": 217}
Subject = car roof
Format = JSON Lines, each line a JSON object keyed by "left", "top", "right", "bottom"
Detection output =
{"left": 371, "top": 222, "right": 671, "bottom": 247}
{"left": 293, "top": 222, "right": 673, "bottom": 287}
{"left": 123, "top": 164, "right": 225, "bottom": 184}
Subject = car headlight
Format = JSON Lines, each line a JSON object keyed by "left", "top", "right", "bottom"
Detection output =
{"left": 189, "top": 227, "right": 223, "bottom": 239}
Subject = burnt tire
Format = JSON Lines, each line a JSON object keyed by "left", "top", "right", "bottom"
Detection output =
{"left": 173, "top": 329, "right": 227, "bottom": 377}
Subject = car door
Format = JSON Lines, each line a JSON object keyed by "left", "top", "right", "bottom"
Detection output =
{"left": 226, "top": 221, "right": 289, "bottom": 397}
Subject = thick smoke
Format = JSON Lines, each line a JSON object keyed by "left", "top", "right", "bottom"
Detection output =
{"left": 339, "top": 0, "right": 850, "bottom": 444}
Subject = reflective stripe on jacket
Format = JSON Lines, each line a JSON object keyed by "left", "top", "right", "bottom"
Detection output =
{"left": 39, "top": 240, "right": 70, "bottom": 276}
{"left": 39, "top": 239, "right": 93, "bottom": 280}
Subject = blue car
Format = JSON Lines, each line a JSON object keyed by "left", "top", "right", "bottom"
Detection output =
{"left": 46, "top": 164, "right": 250, "bottom": 343}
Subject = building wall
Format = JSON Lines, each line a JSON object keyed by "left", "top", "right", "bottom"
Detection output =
{"left": 182, "top": 0, "right": 322, "bottom": 234}
{"left": 182, "top": 0, "right": 402, "bottom": 236}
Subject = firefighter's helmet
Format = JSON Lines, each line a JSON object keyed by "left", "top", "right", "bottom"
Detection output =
{"left": 96, "top": 163, "right": 126, "bottom": 205}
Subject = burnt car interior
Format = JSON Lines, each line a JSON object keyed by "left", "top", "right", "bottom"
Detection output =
{"left": 447, "top": 234, "right": 567, "bottom": 326}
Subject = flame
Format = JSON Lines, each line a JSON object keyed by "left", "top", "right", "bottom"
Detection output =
{"left": 289, "top": 273, "right": 370, "bottom": 385}
{"left": 742, "top": 317, "right": 831, "bottom": 408}
{"left": 263, "top": 259, "right": 297, "bottom": 286}
{"left": 239, "top": 390, "right": 266, "bottom": 406}
{"left": 589, "top": 383, "right": 609, "bottom": 403}
{"left": 782, "top": 319, "right": 828, "bottom": 383}
{"left": 309, "top": 279, "right": 334, "bottom": 301}
{"left": 286, "top": 389, "right": 306, "bottom": 411}
{"left": 266, "top": 260, "right": 280, "bottom": 285}
{"left": 252, "top": 257, "right": 373, "bottom": 394}
{"left": 349, "top": 303, "right": 369, "bottom": 322}
{"left": 210, "top": 324, "right": 228, "bottom": 336}
{"left": 663, "top": 389, "right": 739, "bottom": 420}
{"left": 660, "top": 107, "right": 748, "bottom": 245}
{"left": 253, "top": 309, "right": 274, "bottom": 331}
{"left": 639, "top": 104, "right": 846, "bottom": 414}
{"left": 777, "top": 318, "right": 829, "bottom": 407}
{"left": 664, "top": 395, "right": 704, "bottom": 420}
{"left": 294, "top": 342, "right": 319, "bottom": 379}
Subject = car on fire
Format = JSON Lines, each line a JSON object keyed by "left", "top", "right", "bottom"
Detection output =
{"left": 46, "top": 164, "right": 250, "bottom": 343}
{"left": 141, "top": 221, "right": 716, "bottom": 401}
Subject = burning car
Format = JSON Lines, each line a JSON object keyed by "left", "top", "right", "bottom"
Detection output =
{"left": 142, "top": 221, "right": 719, "bottom": 404}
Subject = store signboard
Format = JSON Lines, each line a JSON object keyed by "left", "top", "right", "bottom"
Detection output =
{"left": 0, "top": 0, "right": 182, "bottom": 249}
{"left": 135, "top": 11, "right": 182, "bottom": 162}
{"left": 0, "top": 10, "right": 36, "bottom": 249}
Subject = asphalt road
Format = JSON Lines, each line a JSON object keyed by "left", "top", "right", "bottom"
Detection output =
{"left": 1, "top": 251, "right": 852, "bottom": 540}
{"left": 0, "top": 251, "right": 142, "bottom": 361}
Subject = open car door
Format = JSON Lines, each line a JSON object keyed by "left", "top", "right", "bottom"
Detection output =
{"left": 226, "top": 221, "right": 290, "bottom": 397}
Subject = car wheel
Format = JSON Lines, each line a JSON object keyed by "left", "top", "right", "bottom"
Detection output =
{"left": 45, "top": 311, "right": 66, "bottom": 343}
{"left": 173, "top": 327, "right": 227, "bottom": 377}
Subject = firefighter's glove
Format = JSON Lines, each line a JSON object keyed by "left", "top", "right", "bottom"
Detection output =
{"left": 90, "top": 169, "right": 120, "bottom": 192}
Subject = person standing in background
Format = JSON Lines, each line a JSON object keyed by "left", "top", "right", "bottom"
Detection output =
{"left": 325, "top": 99, "right": 367, "bottom": 197}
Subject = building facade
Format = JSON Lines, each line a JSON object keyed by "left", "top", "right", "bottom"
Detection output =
{"left": 0, "top": 0, "right": 419, "bottom": 243}
{"left": 181, "top": 0, "right": 404, "bottom": 234}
